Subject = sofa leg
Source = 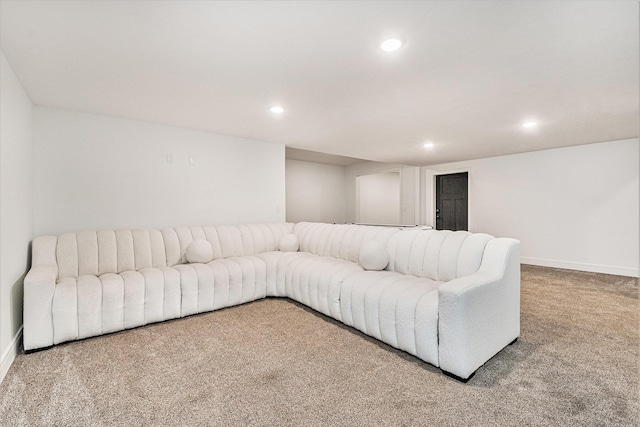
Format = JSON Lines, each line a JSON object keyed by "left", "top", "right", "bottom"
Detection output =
{"left": 441, "top": 369, "right": 476, "bottom": 383}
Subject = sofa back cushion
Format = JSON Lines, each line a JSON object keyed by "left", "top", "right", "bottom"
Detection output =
{"left": 386, "top": 229, "right": 494, "bottom": 281}
{"left": 293, "top": 222, "right": 399, "bottom": 263}
{"left": 54, "top": 223, "right": 294, "bottom": 280}
{"left": 161, "top": 223, "right": 293, "bottom": 266}
{"left": 56, "top": 229, "right": 169, "bottom": 280}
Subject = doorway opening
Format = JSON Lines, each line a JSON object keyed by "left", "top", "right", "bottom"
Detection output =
{"left": 435, "top": 172, "right": 468, "bottom": 231}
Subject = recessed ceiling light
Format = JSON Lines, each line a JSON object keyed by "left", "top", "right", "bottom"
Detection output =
{"left": 380, "top": 38, "right": 403, "bottom": 52}
{"left": 522, "top": 121, "right": 538, "bottom": 129}
{"left": 423, "top": 142, "right": 435, "bottom": 149}
{"left": 269, "top": 105, "right": 285, "bottom": 114}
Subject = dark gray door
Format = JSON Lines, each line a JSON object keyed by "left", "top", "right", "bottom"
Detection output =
{"left": 436, "top": 172, "right": 468, "bottom": 231}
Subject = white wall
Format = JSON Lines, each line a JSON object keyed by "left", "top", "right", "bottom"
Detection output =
{"left": 0, "top": 51, "right": 33, "bottom": 381}
{"left": 345, "top": 162, "right": 420, "bottom": 225}
{"left": 34, "top": 107, "right": 285, "bottom": 236}
{"left": 423, "top": 139, "right": 639, "bottom": 277}
{"left": 357, "top": 172, "right": 400, "bottom": 224}
{"left": 285, "top": 159, "right": 346, "bottom": 224}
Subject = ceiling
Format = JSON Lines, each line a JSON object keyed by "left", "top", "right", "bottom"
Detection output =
{"left": 1, "top": 1, "right": 637, "bottom": 166}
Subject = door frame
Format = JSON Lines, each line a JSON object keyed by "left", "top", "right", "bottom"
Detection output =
{"left": 426, "top": 167, "right": 472, "bottom": 230}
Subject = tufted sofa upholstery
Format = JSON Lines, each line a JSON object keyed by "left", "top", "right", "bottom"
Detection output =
{"left": 24, "top": 221, "right": 520, "bottom": 380}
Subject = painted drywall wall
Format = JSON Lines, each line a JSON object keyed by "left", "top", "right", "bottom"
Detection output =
{"left": 357, "top": 172, "right": 400, "bottom": 224}
{"left": 34, "top": 107, "right": 285, "bottom": 236}
{"left": 285, "top": 159, "right": 346, "bottom": 224}
{"left": 346, "top": 162, "right": 420, "bottom": 225}
{"left": 423, "top": 139, "right": 640, "bottom": 277}
{"left": 0, "top": 51, "right": 33, "bottom": 381}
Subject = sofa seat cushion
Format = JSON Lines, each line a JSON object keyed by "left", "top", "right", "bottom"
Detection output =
{"left": 52, "top": 267, "right": 182, "bottom": 344}
{"left": 340, "top": 271, "right": 442, "bottom": 366}
{"left": 174, "top": 256, "right": 270, "bottom": 317}
{"left": 255, "top": 251, "right": 316, "bottom": 297}
{"left": 210, "top": 256, "right": 268, "bottom": 307}
{"left": 283, "top": 255, "right": 364, "bottom": 321}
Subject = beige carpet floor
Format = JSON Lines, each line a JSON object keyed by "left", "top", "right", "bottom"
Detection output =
{"left": 0, "top": 265, "right": 638, "bottom": 426}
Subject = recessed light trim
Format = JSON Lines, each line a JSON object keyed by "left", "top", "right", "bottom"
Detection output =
{"left": 423, "top": 142, "right": 435, "bottom": 149}
{"left": 522, "top": 121, "right": 538, "bottom": 129}
{"left": 380, "top": 38, "right": 403, "bottom": 52}
{"left": 269, "top": 105, "right": 285, "bottom": 114}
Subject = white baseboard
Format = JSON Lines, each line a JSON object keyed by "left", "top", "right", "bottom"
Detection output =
{"left": 0, "top": 326, "right": 22, "bottom": 385}
{"left": 521, "top": 257, "right": 639, "bottom": 278}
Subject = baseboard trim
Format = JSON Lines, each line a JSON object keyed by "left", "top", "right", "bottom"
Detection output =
{"left": 521, "top": 257, "right": 639, "bottom": 278}
{"left": 0, "top": 326, "right": 23, "bottom": 385}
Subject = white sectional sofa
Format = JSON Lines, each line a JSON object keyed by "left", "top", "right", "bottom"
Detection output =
{"left": 24, "top": 222, "right": 520, "bottom": 381}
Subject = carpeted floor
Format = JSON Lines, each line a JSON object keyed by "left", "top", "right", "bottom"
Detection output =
{"left": 0, "top": 265, "right": 638, "bottom": 426}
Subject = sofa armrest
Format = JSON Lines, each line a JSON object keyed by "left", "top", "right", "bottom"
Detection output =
{"left": 437, "top": 238, "right": 520, "bottom": 379}
{"left": 23, "top": 264, "right": 58, "bottom": 351}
